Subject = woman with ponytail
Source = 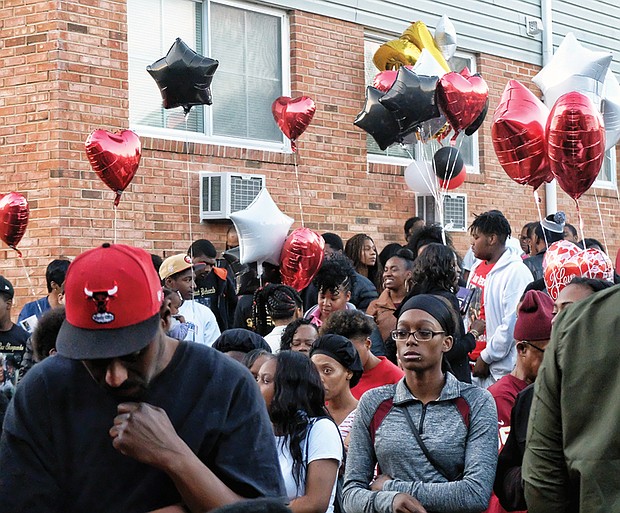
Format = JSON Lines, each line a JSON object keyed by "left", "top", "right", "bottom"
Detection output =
{"left": 257, "top": 350, "right": 343, "bottom": 513}
{"left": 252, "top": 284, "right": 303, "bottom": 353}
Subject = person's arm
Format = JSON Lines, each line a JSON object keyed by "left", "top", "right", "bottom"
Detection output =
{"left": 289, "top": 459, "right": 339, "bottom": 513}
{"left": 480, "top": 269, "right": 530, "bottom": 366}
{"left": 0, "top": 372, "right": 62, "bottom": 512}
{"left": 522, "top": 333, "right": 572, "bottom": 513}
{"left": 342, "top": 393, "right": 401, "bottom": 513}
{"left": 111, "top": 402, "right": 244, "bottom": 513}
{"left": 381, "top": 392, "right": 498, "bottom": 512}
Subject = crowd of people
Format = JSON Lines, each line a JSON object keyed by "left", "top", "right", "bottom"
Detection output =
{"left": 0, "top": 209, "right": 618, "bottom": 513}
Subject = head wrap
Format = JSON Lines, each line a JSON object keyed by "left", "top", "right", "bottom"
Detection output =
{"left": 398, "top": 294, "right": 456, "bottom": 336}
{"left": 309, "top": 334, "right": 363, "bottom": 388}
{"left": 212, "top": 328, "right": 271, "bottom": 354}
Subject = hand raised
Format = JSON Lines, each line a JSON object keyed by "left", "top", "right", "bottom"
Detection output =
{"left": 392, "top": 493, "right": 427, "bottom": 513}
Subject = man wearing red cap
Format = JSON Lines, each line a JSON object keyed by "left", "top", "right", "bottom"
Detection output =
{"left": 484, "top": 289, "right": 553, "bottom": 513}
{"left": 0, "top": 243, "right": 285, "bottom": 513}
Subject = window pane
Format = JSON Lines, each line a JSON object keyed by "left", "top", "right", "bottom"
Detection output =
{"left": 128, "top": 0, "right": 202, "bottom": 132}
{"left": 597, "top": 148, "right": 615, "bottom": 183}
{"left": 210, "top": 3, "right": 282, "bottom": 141}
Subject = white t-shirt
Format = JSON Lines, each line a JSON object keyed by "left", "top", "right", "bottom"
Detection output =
{"left": 276, "top": 417, "right": 343, "bottom": 513}
{"left": 263, "top": 325, "right": 286, "bottom": 353}
{"left": 178, "top": 300, "right": 221, "bottom": 346}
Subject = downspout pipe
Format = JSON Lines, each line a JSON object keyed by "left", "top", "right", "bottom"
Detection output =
{"left": 541, "top": 0, "right": 558, "bottom": 215}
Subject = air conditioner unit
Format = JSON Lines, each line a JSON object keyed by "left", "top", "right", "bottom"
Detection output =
{"left": 417, "top": 193, "right": 468, "bottom": 232}
{"left": 199, "top": 172, "right": 266, "bottom": 220}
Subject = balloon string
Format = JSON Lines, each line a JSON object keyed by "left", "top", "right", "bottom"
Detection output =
{"left": 113, "top": 205, "right": 117, "bottom": 244}
{"left": 184, "top": 114, "right": 194, "bottom": 257}
{"left": 593, "top": 190, "right": 609, "bottom": 254}
{"left": 293, "top": 152, "right": 305, "bottom": 227}
{"left": 575, "top": 200, "right": 586, "bottom": 250}
{"left": 18, "top": 256, "right": 40, "bottom": 313}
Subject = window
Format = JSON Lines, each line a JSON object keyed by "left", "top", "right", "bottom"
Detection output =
{"left": 128, "top": 0, "right": 289, "bottom": 149}
{"left": 594, "top": 148, "right": 617, "bottom": 188}
{"left": 364, "top": 35, "right": 479, "bottom": 173}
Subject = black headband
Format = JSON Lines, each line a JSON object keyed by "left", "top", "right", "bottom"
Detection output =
{"left": 399, "top": 294, "right": 455, "bottom": 335}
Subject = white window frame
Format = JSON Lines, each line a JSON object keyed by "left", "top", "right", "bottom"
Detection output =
{"left": 128, "top": 0, "right": 291, "bottom": 152}
{"left": 593, "top": 148, "right": 617, "bottom": 189}
{"left": 364, "top": 33, "right": 480, "bottom": 174}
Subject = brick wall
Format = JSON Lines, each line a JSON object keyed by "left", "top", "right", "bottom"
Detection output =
{"left": 0, "top": 2, "right": 618, "bottom": 314}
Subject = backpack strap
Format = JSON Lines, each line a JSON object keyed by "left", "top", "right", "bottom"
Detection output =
{"left": 369, "top": 397, "right": 394, "bottom": 444}
{"left": 453, "top": 396, "right": 470, "bottom": 430}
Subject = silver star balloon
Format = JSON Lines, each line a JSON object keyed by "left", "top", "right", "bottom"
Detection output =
{"left": 602, "top": 70, "right": 620, "bottom": 151}
{"left": 434, "top": 15, "right": 457, "bottom": 61}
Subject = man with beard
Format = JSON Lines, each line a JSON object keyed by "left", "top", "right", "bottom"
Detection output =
{"left": 0, "top": 243, "right": 285, "bottom": 513}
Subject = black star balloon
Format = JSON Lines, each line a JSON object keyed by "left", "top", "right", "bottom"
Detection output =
{"left": 354, "top": 86, "right": 402, "bottom": 151}
{"left": 379, "top": 66, "right": 440, "bottom": 136}
{"left": 147, "top": 38, "right": 219, "bottom": 114}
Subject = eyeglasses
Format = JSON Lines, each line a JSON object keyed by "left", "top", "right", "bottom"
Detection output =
{"left": 391, "top": 329, "right": 445, "bottom": 342}
{"left": 522, "top": 341, "right": 545, "bottom": 353}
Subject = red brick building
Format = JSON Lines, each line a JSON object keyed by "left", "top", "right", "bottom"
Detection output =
{"left": 1, "top": 0, "right": 618, "bottom": 310}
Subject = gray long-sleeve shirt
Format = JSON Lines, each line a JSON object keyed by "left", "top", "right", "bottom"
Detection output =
{"left": 343, "top": 373, "right": 498, "bottom": 513}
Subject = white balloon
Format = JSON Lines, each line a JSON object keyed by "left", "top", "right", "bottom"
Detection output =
{"left": 412, "top": 48, "right": 447, "bottom": 78}
{"left": 602, "top": 70, "right": 620, "bottom": 150}
{"left": 230, "top": 188, "right": 294, "bottom": 266}
{"left": 404, "top": 160, "right": 438, "bottom": 194}
{"left": 434, "top": 15, "right": 457, "bottom": 61}
{"left": 533, "top": 32, "right": 612, "bottom": 109}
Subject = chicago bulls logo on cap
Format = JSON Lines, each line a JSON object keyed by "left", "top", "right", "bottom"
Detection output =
{"left": 84, "top": 283, "right": 118, "bottom": 324}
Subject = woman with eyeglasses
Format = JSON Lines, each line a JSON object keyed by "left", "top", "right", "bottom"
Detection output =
{"left": 342, "top": 294, "right": 497, "bottom": 513}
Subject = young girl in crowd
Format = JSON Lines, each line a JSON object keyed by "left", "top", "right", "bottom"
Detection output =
{"left": 304, "top": 255, "right": 357, "bottom": 328}
{"left": 310, "top": 334, "right": 363, "bottom": 443}
{"left": 366, "top": 248, "right": 415, "bottom": 343}
{"left": 257, "top": 350, "right": 343, "bottom": 513}
{"left": 345, "top": 234, "right": 382, "bottom": 293}
{"left": 252, "top": 284, "right": 303, "bottom": 353}
{"left": 343, "top": 294, "right": 497, "bottom": 513}
{"left": 162, "top": 287, "right": 189, "bottom": 341}
{"left": 280, "top": 319, "right": 319, "bottom": 354}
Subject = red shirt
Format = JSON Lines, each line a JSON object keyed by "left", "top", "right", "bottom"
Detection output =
{"left": 468, "top": 260, "right": 495, "bottom": 361}
{"left": 351, "top": 356, "right": 404, "bottom": 400}
{"left": 488, "top": 374, "right": 529, "bottom": 451}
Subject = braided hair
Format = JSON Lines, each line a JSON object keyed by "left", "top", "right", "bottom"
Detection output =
{"left": 252, "top": 284, "right": 303, "bottom": 337}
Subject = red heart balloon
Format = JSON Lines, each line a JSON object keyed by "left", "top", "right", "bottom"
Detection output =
{"left": 547, "top": 92, "right": 606, "bottom": 201}
{"left": 0, "top": 192, "right": 29, "bottom": 257}
{"left": 271, "top": 96, "right": 316, "bottom": 152}
{"left": 492, "top": 80, "right": 553, "bottom": 189}
{"left": 372, "top": 66, "right": 414, "bottom": 93}
{"left": 280, "top": 228, "right": 325, "bottom": 291}
{"left": 85, "top": 129, "right": 142, "bottom": 207}
{"left": 437, "top": 68, "right": 489, "bottom": 135}
{"left": 543, "top": 240, "right": 613, "bottom": 300}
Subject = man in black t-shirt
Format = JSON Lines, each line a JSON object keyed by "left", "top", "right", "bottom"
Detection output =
{"left": 189, "top": 239, "right": 238, "bottom": 331}
{"left": 0, "top": 276, "right": 29, "bottom": 397}
{"left": 0, "top": 244, "right": 284, "bottom": 513}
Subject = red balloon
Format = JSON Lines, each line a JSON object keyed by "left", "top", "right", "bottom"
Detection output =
{"left": 436, "top": 67, "right": 488, "bottom": 135}
{"left": 547, "top": 91, "right": 606, "bottom": 201}
{"left": 492, "top": 80, "right": 553, "bottom": 189}
{"left": 271, "top": 96, "right": 316, "bottom": 152}
{"left": 85, "top": 129, "right": 142, "bottom": 207}
{"left": 280, "top": 228, "right": 325, "bottom": 291}
{"left": 543, "top": 240, "right": 613, "bottom": 300}
{"left": 0, "top": 192, "right": 29, "bottom": 256}
{"left": 439, "top": 169, "right": 466, "bottom": 190}
{"left": 372, "top": 66, "right": 413, "bottom": 93}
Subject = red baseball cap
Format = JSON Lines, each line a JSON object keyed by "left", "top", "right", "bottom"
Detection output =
{"left": 56, "top": 243, "right": 164, "bottom": 360}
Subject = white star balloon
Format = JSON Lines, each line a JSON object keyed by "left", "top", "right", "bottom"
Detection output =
{"left": 230, "top": 188, "right": 294, "bottom": 266}
{"left": 602, "top": 69, "right": 620, "bottom": 150}
{"left": 533, "top": 32, "right": 612, "bottom": 110}
{"left": 434, "top": 15, "right": 457, "bottom": 61}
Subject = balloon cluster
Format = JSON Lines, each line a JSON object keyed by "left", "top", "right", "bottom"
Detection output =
{"left": 492, "top": 32, "right": 618, "bottom": 201}
{"left": 356, "top": 17, "right": 488, "bottom": 152}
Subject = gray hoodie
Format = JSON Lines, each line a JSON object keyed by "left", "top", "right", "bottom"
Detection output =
{"left": 343, "top": 373, "right": 498, "bottom": 513}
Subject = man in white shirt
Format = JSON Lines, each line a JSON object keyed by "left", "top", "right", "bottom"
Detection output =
{"left": 159, "top": 254, "right": 221, "bottom": 346}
